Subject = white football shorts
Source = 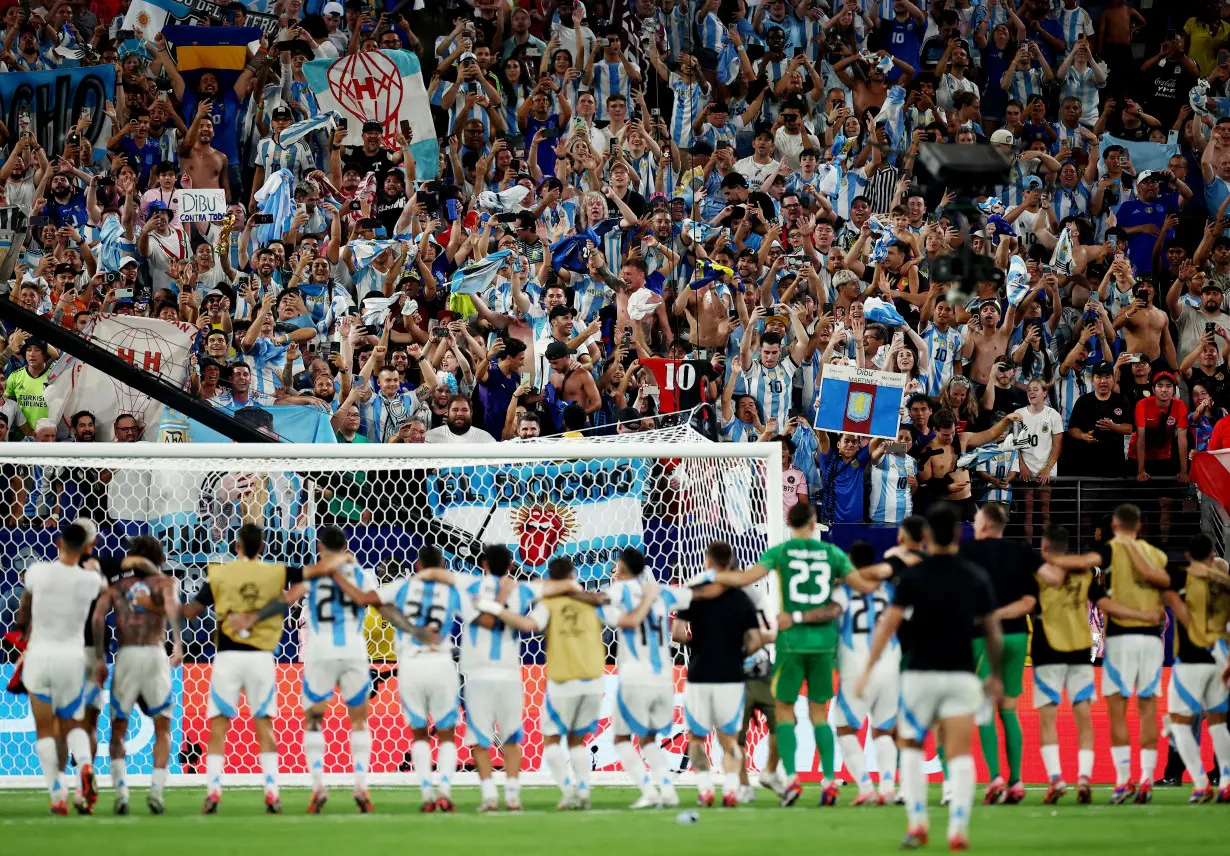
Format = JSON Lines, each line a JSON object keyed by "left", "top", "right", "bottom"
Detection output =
{"left": 207, "top": 650, "right": 277, "bottom": 719}
{"left": 398, "top": 655, "right": 460, "bottom": 730}
{"left": 683, "top": 683, "right": 745, "bottom": 737}
{"left": 541, "top": 678, "right": 602, "bottom": 738}
{"left": 303, "top": 655, "right": 371, "bottom": 710}
{"left": 836, "top": 659, "right": 900, "bottom": 731}
{"left": 1102, "top": 635, "right": 1164, "bottom": 699}
{"left": 111, "top": 645, "right": 174, "bottom": 719}
{"left": 1032, "top": 663, "right": 1096, "bottom": 709}
{"left": 1168, "top": 663, "right": 1230, "bottom": 717}
{"left": 612, "top": 680, "right": 675, "bottom": 738}
{"left": 24, "top": 650, "right": 90, "bottom": 721}
{"left": 898, "top": 671, "right": 984, "bottom": 742}
{"left": 463, "top": 673, "right": 524, "bottom": 747}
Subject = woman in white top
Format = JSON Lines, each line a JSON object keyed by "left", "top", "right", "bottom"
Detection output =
{"left": 1014, "top": 378, "right": 1065, "bottom": 542}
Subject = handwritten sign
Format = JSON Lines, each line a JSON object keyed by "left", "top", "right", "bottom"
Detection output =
{"left": 813, "top": 363, "right": 906, "bottom": 440}
{"left": 179, "top": 189, "right": 227, "bottom": 223}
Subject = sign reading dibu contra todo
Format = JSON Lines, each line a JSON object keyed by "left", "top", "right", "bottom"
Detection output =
{"left": 179, "top": 189, "right": 227, "bottom": 223}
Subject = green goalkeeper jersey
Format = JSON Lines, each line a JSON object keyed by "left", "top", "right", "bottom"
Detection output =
{"left": 758, "top": 538, "right": 854, "bottom": 653}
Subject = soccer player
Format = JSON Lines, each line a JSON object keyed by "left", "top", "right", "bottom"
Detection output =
{"left": 959, "top": 502, "right": 1042, "bottom": 804}
{"left": 1099, "top": 503, "right": 1170, "bottom": 804}
{"left": 88, "top": 536, "right": 181, "bottom": 815}
{"left": 676, "top": 541, "right": 771, "bottom": 808}
{"left": 182, "top": 523, "right": 342, "bottom": 815}
{"left": 605, "top": 547, "right": 693, "bottom": 809}
{"left": 858, "top": 501, "right": 1004, "bottom": 851}
{"left": 1031, "top": 525, "right": 1123, "bottom": 804}
{"left": 831, "top": 540, "right": 905, "bottom": 806}
{"left": 17, "top": 520, "right": 106, "bottom": 815}
{"left": 1160, "top": 534, "right": 1230, "bottom": 803}
{"left": 714, "top": 502, "right": 866, "bottom": 807}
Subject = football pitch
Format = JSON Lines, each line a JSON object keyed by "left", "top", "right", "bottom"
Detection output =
{"left": 1, "top": 786, "right": 1226, "bottom": 855}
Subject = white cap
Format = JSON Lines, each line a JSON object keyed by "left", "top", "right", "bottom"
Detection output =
{"left": 119, "top": 255, "right": 139, "bottom": 268}
{"left": 322, "top": 1, "right": 343, "bottom": 14}
{"left": 990, "top": 128, "right": 1014, "bottom": 146}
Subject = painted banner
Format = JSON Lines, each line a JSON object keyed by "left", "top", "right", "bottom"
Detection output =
{"left": 813, "top": 364, "right": 905, "bottom": 440}
{"left": 125, "top": 0, "right": 280, "bottom": 41}
{"left": 44, "top": 315, "right": 196, "bottom": 441}
{"left": 0, "top": 64, "right": 116, "bottom": 160}
{"left": 425, "top": 458, "right": 650, "bottom": 582}
{"left": 301, "top": 50, "right": 440, "bottom": 180}
{"left": 157, "top": 403, "right": 336, "bottom": 443}
{"left": 178, "top": 188, "right": 228, "bottom": 223}
{"left": 0, "top": 664, "right": 1210, "bottom": 783}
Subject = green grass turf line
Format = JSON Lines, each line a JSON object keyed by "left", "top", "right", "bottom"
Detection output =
{"left": 0, "top": 787, "right": 1224, "bottom": 856}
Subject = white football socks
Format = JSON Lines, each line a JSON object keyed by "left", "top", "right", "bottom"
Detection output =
{"left": 1170, "top": 724, "right": 1207, "bottom": 790}
{"left": 36, "top": 737, "right": 60, "bottom": 800}
{"left": 874, "top": 734, "right": 898, "bottom": 794}
{"left": 205, "top": 753, "right": 223, "bottom": 797}
{"left": 110, "top": 757, "right": 129, "bottom": 800}
{"left": 568, "top": 744, "right": 592, "bottom": 794}
{"left": 411, "top": 740, "right": 434, "bottom": 800}
{"left": 838, "top": 733, "right": 870, "bottom": 792}
{"left": 1078, "top": 749, "right": 1094, "bottom": 781}
{"left": 150, "top": 768, "right": 168, "bottom": 799}
{"left": 351, "top": 729, "right": 371, "bottom": 791}
{"left": 616, "top": 741, "right": 651, "bottom": 795}
{"left": 543, "top": 742, "right": 570, "bottom": 793}
{"left": 1139, "top": 748, "right": 1157, "bottom": 786}
{"left": 66, "top": 728, "right": 91, "bottom": 772}
{"left": 900, "top": 747, "right": 928, "bottom": 830}
{"left": 1209, "top": 723, "right": 1230, "bottom": 781}
{"left": 1040, "top": 744, "right": 1062, "bottom": 782}
{"left": 259, "top": 751, "right": 279, "bottom": 799}
{"left": 1110, "top": 745, "right": 1131, "bottom": 786}
{"left": 479, "top": 777, "right": 498, "bottom": 802}
{"left": 437, "top": 741, "right": 457, "bottom": 798}
{"left": 642, "top": 741, "right": 671, "bottom": 789}
{"left": 304, "top": 730, "right": 326, "bottom": 789}
{"left": 947, "top": 755, "right": 974, "bottom": 840}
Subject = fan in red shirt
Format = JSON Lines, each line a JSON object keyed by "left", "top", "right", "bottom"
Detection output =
{"left": 1132, "top": 371, "right": 1189, "bottom": 483}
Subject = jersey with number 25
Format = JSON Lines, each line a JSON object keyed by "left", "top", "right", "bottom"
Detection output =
{"left": 303, "top": 562, "right": 378, "bottom": 660}
{"left": 758, "top": 538, "right": 854, "bottom": 653}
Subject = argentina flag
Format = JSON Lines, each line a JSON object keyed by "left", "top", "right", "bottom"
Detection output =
{"left": 813, "top": 364, "right": 906, "bottom": 440}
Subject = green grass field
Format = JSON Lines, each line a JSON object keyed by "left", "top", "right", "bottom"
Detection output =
{"left": 0, "top": 785, "right": 1224, "bottom": 855}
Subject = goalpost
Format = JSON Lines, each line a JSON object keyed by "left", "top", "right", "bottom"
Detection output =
{"left": 0, "top": 431, "right": 783, "bottom": 788}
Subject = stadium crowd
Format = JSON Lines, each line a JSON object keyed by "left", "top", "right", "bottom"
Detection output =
{"left": 2, "top": 0, "right": 1230, "bottom": 526}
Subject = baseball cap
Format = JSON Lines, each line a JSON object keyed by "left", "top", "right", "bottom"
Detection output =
{"left": 22, "top": 338, "right": 48, "bottom": 354}
{"left": 721, "top": 172, "right": 748, "bottom": 189}
{"left": 1022, "top": 175, "right": 1044, "bottom": 191}
{"left": 119, "top": 255, "right": 139, "bottom": 268}
{"left": 990, "top": 128, "right": 1015, "bottom": 146}
{"left": 361, "top": 120, "right": 383, "bottom": 133}
{"left": 649, "top": 192, "right": 669, "bottom": 210}
{"left": 1201, "top": 281, "right": 1223, "bottom": 294}
{"left": 1091, "top": 361, "right": 1114, "bottom": 376}
{"left": 1153, "top": 370, "right": 1177, "bottom": 385}
{"left": 147, "top": 200, "right": 170, "bottom": 213}
{"left": 614, "top": 406, "right": 642, "bottom": 424}
{"left": 459, "top": 50, "right": 478, "bottom": 64}
{"left": 1136, "top": 170, "right": 1160, "bottom": 184}
{"left": 271, "top": 105, "right": 293, "bottom": 121}
{"left": 994, "top": 356, "right": 1016, "bottom": 370}
{"left": 322, "top": 0, "right": 343, "bottom": 14}
{"left": 545, "top": 341, "right": 571, "bottom": 360}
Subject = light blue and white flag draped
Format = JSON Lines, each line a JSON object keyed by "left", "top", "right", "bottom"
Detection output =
{"left": 252, "top": 168, "right": 295, "bottom": 246}
{"left": 867, "top": 216, "right": 894, "bottom": 263}
{"left": 1050, "top": 223, "right": 1074, "bottom": 274}
{"left": 350, "top": 239, "right": 401, "bottom": 272}
{"left": 863, "top": 296, "right": 905, "bottom": 327}
{"left": 1006, "top": 255, "right": 1031, "bottom": 306}
{"left": 278, "top": 111, "right": 339, "bottom": 149}
{"left": 1191, "top": 78, "right": 1214, "bottom": 118}
{"left": 302, "top": 50, "right": 440, "bottom": 181}
{"left": 683, "top": 218, "right": 713, "bottom": 243}
{"left": 957, "top": 438, "right": 1031, "bottom": 470}
{"left": 872, "top": 85, "right": 907, "bottom": 151}
{"left": 978, "top": 197, "right": 1005, "bottom": 217}
{"left": 121, "top": 0, "right": 191, "bottom": 41}
{"left": 450, "top": 250, "right": 513, "bottom": 296}
{"left": 1099, "top": 134, "right": 1180, "bottom": 175}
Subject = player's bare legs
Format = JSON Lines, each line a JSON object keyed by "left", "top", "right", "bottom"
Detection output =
{"left": 715, "top": 732, "right": 743, "bottom": 807}
{"left": 30, "top": 697, "right": 87, "bottom": 815}
{"left": 687, "top": 734, "right": 715, "bottom": 806}
{"left": 939, "top": 713, "right": 977, "bottom": 850}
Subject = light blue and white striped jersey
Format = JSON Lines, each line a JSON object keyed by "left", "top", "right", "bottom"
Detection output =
{"left": 458, "top": 574, "right": 536, "bottom": 676}
{"left": 1007, "top": 67, "right": 1046, "bottom": 109}
{"left": 245, "top": 337, "right": 291, "bottom": 397}
{"left": 721, "top": 417, "right": 760, "bottom": 442}
{"left": 699, "top": 10, "right": 729, "bottom": 54}
{"left": 869, "top": 453, "right": 916, "bottom": 524}
{"left": 606, "top": 577, "right": 692, "bottom": 684}
{"left": 591, "top": 60, "right": 635, "bottom": 123}
{"left": 975, "top": 446, "right": 1019, "bottom": 505}
{"left": 255, "top": 136, "right": 315, "bottom": 179}
{"left": 447, "top": 81, "right": 492, "bottom": 137}
{"left": 1058, "top": 7, "right": 1094, "bottom": 48}
{"left": 833, "top": 579, "right": 898, "bottom": 666}
{"left": 571, "top": 274, "right": 614, "bottom": 323}
{"left": 741, "top": 356, "right": 798, "bottom": 425}
{"left": 698, "top": 121, "right": 738, "bottom": 151}
{"left": 1052, "top": 181, "right": 1092, "bottom": 220}
{"left": 303, "top": 561, "right": 377, "bottom": 660}
{"left": 1050, "top": 121, "right": 1088, "bottom": 155}
{"left": 668, "top": 73, "right": 707, "bottom": 149}
{"left": 834, "top": 166, "right": 869, "bottom": 220}
{"left": 1061, "top": 64, "right": 1103, "bottom": 125}
{"left": 1056, "top": 363, "right": 1093, "bottom": 424}
{"left": 920, "top": 323, "right": 964, "bottom": 396}
{"left": 377, "top": 576, "right": 473, "bottom": 659}
{"left": 624, "top": 150, "right": 658, "bottom": 197}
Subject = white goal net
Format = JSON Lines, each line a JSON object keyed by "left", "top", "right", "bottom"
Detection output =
{"left": 0, "top": 430, "right": 782, "bottom": 786}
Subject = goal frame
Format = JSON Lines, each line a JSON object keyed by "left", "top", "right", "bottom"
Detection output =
{"left": 0, "top": 440, "right": 784, "bottom": 789}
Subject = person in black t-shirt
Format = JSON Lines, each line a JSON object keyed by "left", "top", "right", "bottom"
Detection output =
{"left": 857, "top": 502, "right": 1000, "bottom": 851}
{"left": 1115, "top": 352, "right": 1155, "bottom": 409}
{"left": 1064, "top": 362, "right": 1133, "bottom": 477}
{"left": 979, "top": 358, "right": 1027, "bottom": 430}
{"left": 341, "top": 120, "right": 400, "bottom": 177}
{"left": 676, "top": 541, "right": 770, "bottom": 808}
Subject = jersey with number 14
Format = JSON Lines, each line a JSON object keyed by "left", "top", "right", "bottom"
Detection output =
{"left": 303, "top": 562, "right": 377, "bottom": 660}
{"left": 758, "top": 538, "right": 854, "bottom": 653}
{"left": 607, "top": 578, "right": 693, "bottom": 684}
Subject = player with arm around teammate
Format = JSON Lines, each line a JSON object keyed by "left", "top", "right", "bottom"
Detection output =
{"left": 1160, "top": 534, "right": 1230, "bottom": 804}
{"left": 856, "top": 501, "right": 1004, "bottom": 852}
{"left": 17, "top": 520, "right": 106, "bottom": 816}
{"left": 88, "top": 535, "right": 182, "bottom": 816}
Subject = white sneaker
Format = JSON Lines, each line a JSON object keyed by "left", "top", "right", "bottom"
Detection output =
{"left": 630, "top": 790, "right": 661, "bottom": 810}
{"left": 759, "top": 771, "right": 786, "bottom": 797}
{"left": 737, "top": 784, "right": 756, "bottom": 804}
{"left": 659, "top": 784, "right": 680, "bottom": 807}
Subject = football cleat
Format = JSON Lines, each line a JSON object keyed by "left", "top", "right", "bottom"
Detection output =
{"left": 354, "top": 791, "right": 374, "bottom": 813}
{"left": 759, "top": 771, "right": 786, "bottom": 797}
{"left": 435, "top": 797, "right": 456, "bottom": 813}
{"left": 421, "top": 800, "right": 437, "bottom": 813}
{"left": 49, "top": 800, "right": 69, "bottom": 817}
{"left": 697, "top": 791, "right": 715, "bottom": 808}
{"left": 1189, "top": 788, "right": 1214, "bottom": 804}
{"left": 852, "top": 790, "right": 879, "bottom": 806}
{"left": 659, "top": 785, "right": 680, "bottom": 807}
{"left": 818, "top": 783, "right": 840, "bottom": 807}
{"left": 147, "top": 793, "right": 166, "bottom": 815}
{"left": 1003, "top": 782, "right": 1026, "bottom": 804}
{"left": 307, "top": 787, "right": 328, "bottom": 815}
{"left": 1076, "top": 781, "right": 1092, "bottom": 804}
{"left": 557, "top": 786, "right": 578, "bottom": 811}
{"left": 575, "top": 791, "right": 591, "bottom": 810}
{"left": 1133, "top": 782, "right": 1152, "bottom": 804}
{"left": 721, "top": 791, "right": 739, "bottom": 808}
{"left": 73, "top": 793, "right": 92, "bottom": 816}
{"left": 901, "top": 827, "right": 930, "bottom": 850}
{"left": 630, "top": 793, "right": 660, "bottom": 810}
{"left": 80, "top": 765, "right": 98, "bottom": 808}
{"left": 477, "top": 798, "right": 499, "bottom": 813}
{"left": 265, "top": 793, "right": 283, "bottom": 814}
{"left": 1042, "top": 780, "right": 1068, "bottom": 804}
{"left": 1217, "top": 784, "right": 1230, "bottom": 804}
{"left": 504, "top": 797, "right": 523, "bottom": 812}
{"left": 201, "top": 794, "right": 221, "bottom": 814}
{"left": 982, "top": 776, "right": 1006, "bottom": 805}
{"left": 736, "top": 784, "right": 756, "bottom": 804}
{"left": 780, "top": 780, "right": 803, "bottom": 807}
{"left": 114, "top": 797, "right": 129, "bottom": 816}
{"left": 948, "top": 833, "right": 971, "bottom": 851}
{"left": 1109, "top": 782, "right": 1137, "bottom": 804}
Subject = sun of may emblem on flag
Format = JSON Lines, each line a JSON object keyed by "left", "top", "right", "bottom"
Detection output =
{"left": 510, "top": 502, "right": 578, "bottom": 566}
{"left": 846, "top": 391, "right": 873, "bottom": 422}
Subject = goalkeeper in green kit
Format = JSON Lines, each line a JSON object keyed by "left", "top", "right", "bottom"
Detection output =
{"left": 714, "top": 502, "right": 884, "bottom": 807}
